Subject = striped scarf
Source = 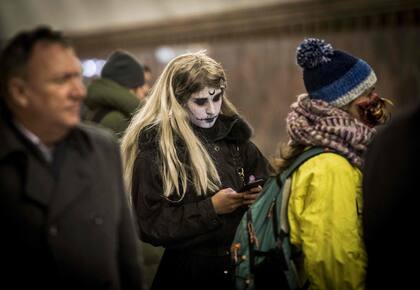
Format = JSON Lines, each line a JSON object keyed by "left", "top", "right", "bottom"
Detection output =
{"left": 287, "top": 94, "right": 376, "bottom": 168}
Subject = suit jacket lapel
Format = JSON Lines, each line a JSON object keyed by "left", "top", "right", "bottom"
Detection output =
{"left": 48, "top": 141, "right": 93, "bottom": 222}
{"left": 24, "top": 157, "right": 55, "bottom": 207}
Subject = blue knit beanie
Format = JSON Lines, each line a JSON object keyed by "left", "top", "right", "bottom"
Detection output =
{"left": 296, "top": 38, "right": 376, "bottom": 107}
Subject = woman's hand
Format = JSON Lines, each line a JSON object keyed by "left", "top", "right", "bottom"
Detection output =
{"left": 211, "top": 188, "right": 244, "bottom": 214}
{"left": 241, "top": 185, "right": 263, "bottom": 206}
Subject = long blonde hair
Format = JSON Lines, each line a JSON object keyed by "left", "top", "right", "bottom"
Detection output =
{"left": 121, "top": 51, "right": 238, "bottom": 199}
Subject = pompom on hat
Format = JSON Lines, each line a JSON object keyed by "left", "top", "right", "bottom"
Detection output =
{"left": 296, "top": 38, "right": 377, "bottom": 107}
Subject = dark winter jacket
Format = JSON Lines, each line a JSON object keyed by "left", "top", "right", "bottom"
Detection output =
{"left": 0, "top": 108, "right": 144, "bottom": 290}
{"left": 131, "top": 115, "right": 270, "bottom": 289}
{"left": 133, "top": 115, "right": 269, "bottom": 252}
{"left": 84, "top": 78, "right": 142, "bottom": 138}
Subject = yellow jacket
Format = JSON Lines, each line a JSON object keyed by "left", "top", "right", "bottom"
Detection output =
{"left": 288, "top": 152, "right": 366, "bottom": 290}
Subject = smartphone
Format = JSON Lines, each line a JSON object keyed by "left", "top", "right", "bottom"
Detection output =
{"left": 239, "top": 178, "right": 265, "bottom": 192}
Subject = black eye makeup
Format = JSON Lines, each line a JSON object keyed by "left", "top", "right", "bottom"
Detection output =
{"left": 193, "top": 98, "right": 208, "bottom": 106}
{"left": 213, "top": 93, "right": 222, "bottom": 103}
{"left": 191, "top": 90, "right": 223, "bottom": 106}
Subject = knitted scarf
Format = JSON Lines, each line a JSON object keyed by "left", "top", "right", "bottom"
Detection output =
{"left": 287, "top": 94, "right": 376, "bottom": 168}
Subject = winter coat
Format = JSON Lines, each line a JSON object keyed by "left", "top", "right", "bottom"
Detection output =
{"left": 84, "top": 78, "right": 141, "bottom": 138}
{"left": 131, "top": 115, "right": 270, "bottom": 290}
{"left": 84, "top": 78, "right": 159, "bottom": 287}
{"left": 0, "top": 110, "right": 144, "bottom": 290}
{"left": 288, "top": 152, "right": 366, "bottom": 290}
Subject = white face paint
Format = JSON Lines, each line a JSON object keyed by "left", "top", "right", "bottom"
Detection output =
{"left": 186, "top": 86, "right": 223, "bottom": 128}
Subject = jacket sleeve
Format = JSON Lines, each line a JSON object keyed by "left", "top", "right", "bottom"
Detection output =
{"left": 288, "top": 153, "right": 367, "bottom": 290}
{"left": 131, "top": 150, "right": 223, "bottom": 248}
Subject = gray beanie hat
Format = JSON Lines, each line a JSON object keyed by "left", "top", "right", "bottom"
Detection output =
{"left": 101, "top": 50, "right": 145, "bottom": 88}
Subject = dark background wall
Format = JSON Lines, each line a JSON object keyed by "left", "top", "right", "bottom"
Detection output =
{"left": 72, "top": 0, "right": 420, "bottom": 158}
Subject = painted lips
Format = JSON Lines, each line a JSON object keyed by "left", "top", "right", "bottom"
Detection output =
{"left": 198, "top": 116, "right": 217, "bottom": 123}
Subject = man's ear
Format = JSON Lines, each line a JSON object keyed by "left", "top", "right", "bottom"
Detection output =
{"left": 8, "top": 77, "right": 29, "bottom": 107}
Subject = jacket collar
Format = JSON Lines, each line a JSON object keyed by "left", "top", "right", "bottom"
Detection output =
{"left": 1, "top": 108, "right": 96, "bottom": 220}
{"left": 0, "top": 105, "right": 25, "bottom": 161}
{"left": 138, "top": 114, "right": 253, "bottom": 150}
{"left": 192, "top": 115, "right": 253, "bottom": 142}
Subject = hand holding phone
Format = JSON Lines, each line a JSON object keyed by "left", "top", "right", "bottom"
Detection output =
{"left": 239, "top": 178, "right": 265, "bottom": 192}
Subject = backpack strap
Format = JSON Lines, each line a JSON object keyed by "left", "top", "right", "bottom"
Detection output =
{"left": 246, "top": 209, "right": 257, "bottom": 273}
{"left": 273, "top": 147, "right": 325, "bottom": 239}
{"left": 278, "top": 147, "right": 325, "bottom": 184}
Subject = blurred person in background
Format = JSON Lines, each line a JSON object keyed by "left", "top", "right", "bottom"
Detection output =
{"left": 272, "top": 38, "right": 391, "bottom": 290}
{"left": 0, "top": 26, "right": 144, "bottom": 290}
{"left": 362, "top": 102, "right": 419, "bottom": 289}
{"left": 83, "top": 50, "right": 148, "bottom": 138}
{"left": 121, "top": 51, "right": 270, "bottom": 290}
{"left": 143, "top": 64, "right": 153, "bottom": 97}
{"left": 84, "top": 50, "right": 163, "bottom": 288}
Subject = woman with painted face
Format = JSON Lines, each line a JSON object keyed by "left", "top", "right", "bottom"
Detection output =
{"left": 272, "top": 39, "right": 392, "bottom": 290}
{"left": 121, "top": 51, "right": 270, "bottom": 290}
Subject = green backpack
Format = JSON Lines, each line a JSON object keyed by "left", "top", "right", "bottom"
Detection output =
{"left": 231, "top": 147, "right": 324, "bottom": 290}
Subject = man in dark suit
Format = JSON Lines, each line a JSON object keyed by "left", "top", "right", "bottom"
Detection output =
{"left": 0, "top": 26, "right": 144, "bottom": 289}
